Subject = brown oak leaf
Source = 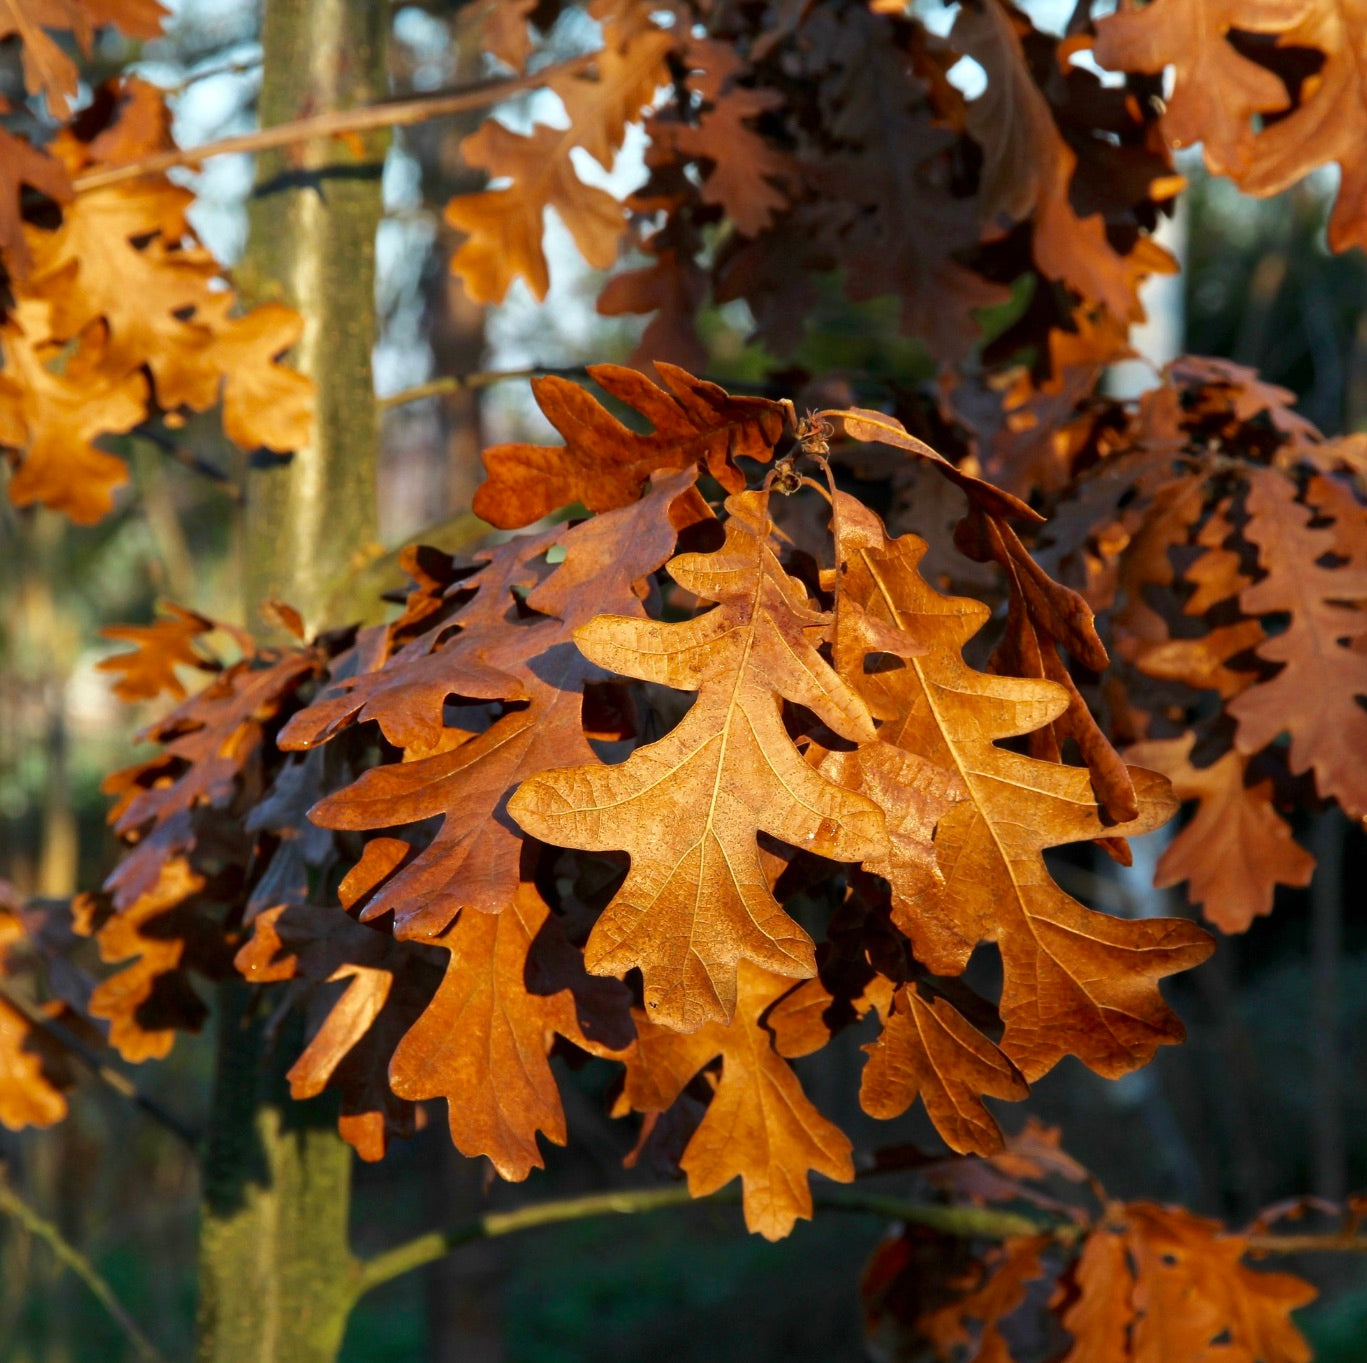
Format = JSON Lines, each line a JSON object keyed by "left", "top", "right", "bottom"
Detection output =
{"left": 97, "top": 603, "right": 220, "bottom": 702}
{"left": 614, "top": 960, "right": 854, "bottom": 1240}
{"left": 511, "top": 489, "right": 889, "bottom": 1032}
{"left": 1229, "top": 466, "right": 1367, "bottom": 818}
{"left": 299, "top": 469, "right": 705, "bottom": 939}
{"left": 388, "top": 880, "right": 634, "bottom": 1179}
{"left": 829, "top": 493, "right": 1211, "bottom": 1082}
{"left": 473, "top": 362, "right": 784, "bottom": 529}
{"left": 1127, "top": 737, "right": 1314, "bottom": 932}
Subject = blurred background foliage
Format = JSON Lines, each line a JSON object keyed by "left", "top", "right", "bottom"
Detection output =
{"left": 2, "top": 1, "right": 1367, "bottom": 1359}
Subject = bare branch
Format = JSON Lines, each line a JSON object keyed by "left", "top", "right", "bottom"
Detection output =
{"left": 72, "top": 55, "right": 597, "bottom": 194}
{"left": 0, "top": 1171, "right": 168, "bottom": 1363}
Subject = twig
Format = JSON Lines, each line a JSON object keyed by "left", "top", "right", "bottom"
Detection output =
{"left": 377, "top": 365, "right": 591, "bottom": 410}
{"left": 349, "top": 1185, "right": 1050, "bottom": 1301}
{"left": 72, "top": 54, "right": 597, "bottom": 193}
{"left": 1245, "top": 1232, "right": 1367, "bottom": 1255}
{"left": 0, "top": 1172, "right": 167, "bottom": 1363}
{"left": 0, "top": 983, "right": 199, "bottom": 1149}
{"left": 158, "top": 55, "right": 263, "bottom": 96}
{"left": 349, "top": 1177, "right": 1367, "bottom": 1303}
{"left": 134, "top": 428, "right": 241, "bottom": 500}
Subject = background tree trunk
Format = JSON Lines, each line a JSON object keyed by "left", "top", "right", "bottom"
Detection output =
{"left": 195, "top": 0, "right": 389, "bottom": 1358}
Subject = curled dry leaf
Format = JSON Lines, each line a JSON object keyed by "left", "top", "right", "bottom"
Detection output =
{"left": 473, "top": 362, "right": 785, "bottom": 529}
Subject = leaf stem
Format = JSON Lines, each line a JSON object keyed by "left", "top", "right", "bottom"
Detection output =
{"left": 71, "top": 55, "right": 597, "bottom": 193}
{"left": 0, "top": 1172, "right": 168, "bottom": 1363}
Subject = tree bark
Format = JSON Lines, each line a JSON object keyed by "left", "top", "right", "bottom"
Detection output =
{"left": 239, "top": 0, "right": 389, "bottom": 635}
{"left": 195, "top": 0, "right": 389, "bottom": 1358}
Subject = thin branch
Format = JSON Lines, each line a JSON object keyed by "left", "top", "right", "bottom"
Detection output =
{"left": 0, "top": 983, "right": 199, "bottom": 1148}
{"left": 72, "top": 54, "right": 597, "bottom": 193}
{"left": 350, "top": 1185, "right": 1050, "bottom": 1302}
{"left": 1245, "top": 1232, "right": 1367, "bottom": 1255}
{"left": 158, "top": 55, "right": 263, "bottom": 96}
{"left": 0, "top": 1173, "right": 168, "bottom": 1363}
{"left": 377, "top": 366, "right": 590, "bottom": 411}
{"left": 134, "top": 428, "right": 242, "bottom": 500}
{"left": 350, "top": 1177, "right": 1367, "bottom": 1304}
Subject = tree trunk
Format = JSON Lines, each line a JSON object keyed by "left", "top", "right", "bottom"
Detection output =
{"left": 195, "top": 0, "right": 388, "bottom": 1358}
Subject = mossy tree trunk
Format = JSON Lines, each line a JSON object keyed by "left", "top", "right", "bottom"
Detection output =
{"left": 195, "top": 1, "right": 388, "bottom": 1359}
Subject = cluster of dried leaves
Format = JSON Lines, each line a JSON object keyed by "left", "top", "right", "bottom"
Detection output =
{"left": 862, "top": 1122, "right": 1320, "bottom": 1363}
{"left": 5, "top": 0, "right": 1367, "bottom": 1352}
{"left": 25, "top": 368, "right": 1218, "bottom": 1246}
{"left": 1, "top": 4, "right": 312, "bottom": 522}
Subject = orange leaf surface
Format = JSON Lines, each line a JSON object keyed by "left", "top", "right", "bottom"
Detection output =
{"left": 446, "top": 19, "right": 672, "bottom": 301}
{"left": 1093, "top": 0, "right": 1292, "bottom": 176}
{"left": 0, "top": 0, "right": 166, "bottom": 116}
{"left": 1127, "top": 737, "right": 1314, "bottom": 932}
{"left": 0, "top": 301, "right": 144, "bottom": 522}
{"left": 616, "top": 960, "right": 854, "bottom": 1240}
{"left": 1056, "top": 1227, "right": 1133, "bottom": 1363}
{"left": 300, "top": 469, "right": 704, "bottom": 938}
{"left": 919, "top": 1236, "right": 1048, "bottom": 1363}
{"left": 85, "top": 857, "right": 207, "bottom": 1063}
{"left": 1229, "top": 466, "right": 1367, "bottom": 817}
{"left": 829, "top": 493, "right": 1211, "bottom": 1081}
{"left": 955, "top": 0, "right": 1175, "bottom": 321}
{"left": 0, "top": 904, "right": 73, "bottom": 1130}
{"left": 860, "top": 985, "right": 1028, "bottom": 1157}
{"left": 389, "top": 880, "right": 633, "bottom": 1179}
{"left": 97, "top": 603, "right": 218, "bottom": 702}
{"left": 473, "top": 362, "right": 785, "bottom": 529}
{"left": 1126, "top": 1203, "right": 1315, "bottom": 1363}
{"left": 511, "top": 489, "right": 889, "bottom": 1031}
{"left": 0, "top": 128, "right": 70, "bottom": 277}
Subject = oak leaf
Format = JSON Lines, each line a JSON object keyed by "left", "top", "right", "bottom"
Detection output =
{"left": 1125, "top": 1203, "right": 1315, "bottom": 1363}
{"left": 860, "top": 985, "right": 1028, "bottom": 1157}
{"left": 473, "top": 362, "right": 785, "bottom": 529}
{"left": 511, "top": 489, "right": 889, "bottom": 1032}
{"left": 1092, "top": 0, "right": 1291, "bottom": 177}
{"left": 389, "top": 879, "right": 634, "bottom": 1179}
{"left": 298, "top": 469, "right": 705, "bottom": 940}
{"left": 0, "top": 301, "right": 145, "bottom": 523}
{"left": 614, "top": 960, "right": 854, "bottom": 1240}
{"left": 97, "top": 603, "right": 219, "bottom": 702}
{"left": 829, "top": 493, "right": 1211, "bottom": 1081}
{"left": 84, "top": 857, "right": 209, "bottom": 1062}
{"left": 1056, "top": 1227, "right": 1132, "bottom": 1363}
{"left": 235, "top": 871, "right": 444, "bottom": 1164}
{"left": 1228, "top": 467, "right": 1367, "bottom": 818}
{"left": 919, "top": 1236, "right": 1048, "bottom": 1363}
{"left": 1127, "top": 737, "right": 1314, "bottom": 933}
{"left": 0, "top": 898, "right": 76, "bottom": 1130}
{"left": 446, "top": 18, "right": 672, "bottom": 301}
{"left": 0, "top": 126, "right": 70, "bottom": 278}
{"left": 0, "top": 0, "right": 166, "bottom": 117}
{"left": 102, "top": 644, "right": 323, "bottom": 910}
{"left": 955, "top": 0, "right": 1175, "bottom": 322}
